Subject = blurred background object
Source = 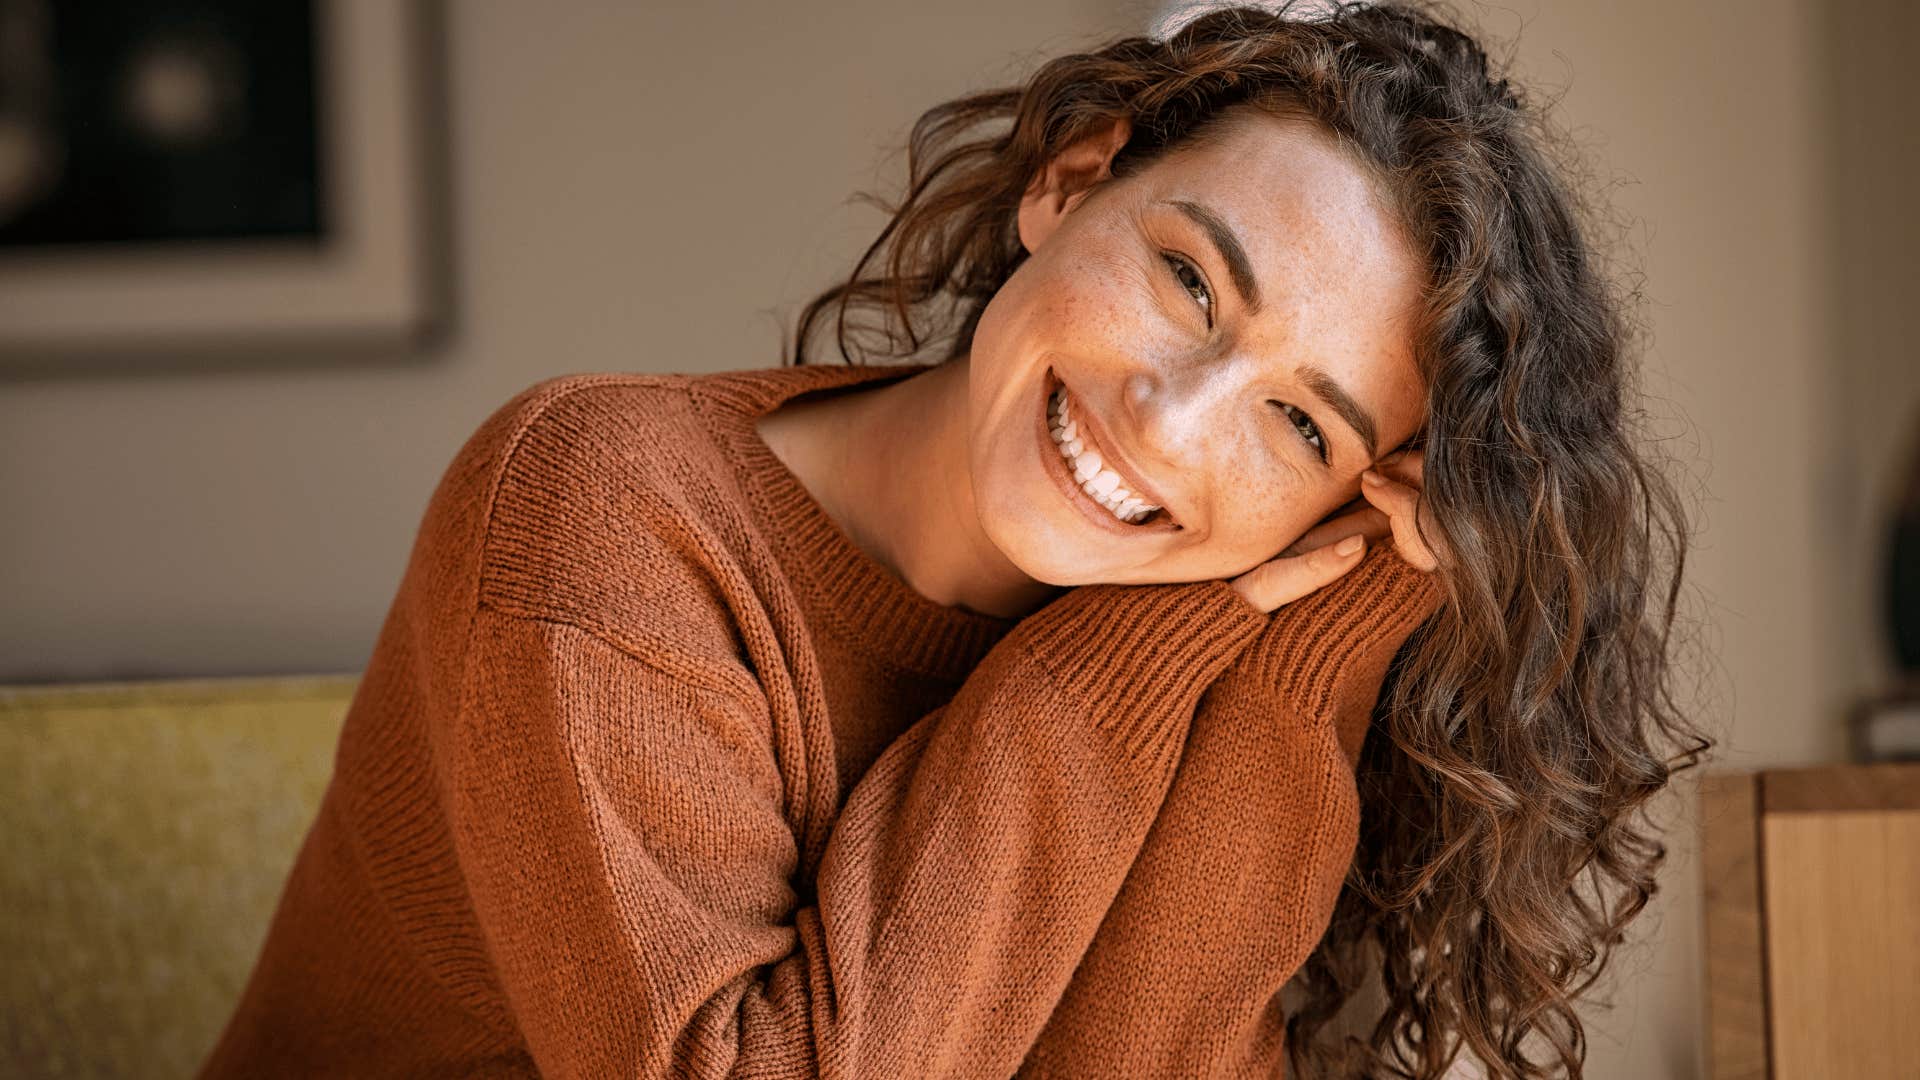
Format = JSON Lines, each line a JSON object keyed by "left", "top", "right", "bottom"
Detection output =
{"left": 0, "top": 676, "right": 353, "bottom": 1078}
{"left": 0, "top": 0, "right": 319, "bottom": 246}
{"left": 1, "top": 0, "right": 1916, "bottom": 1076}
{"left": 1700, "top": 761, "right": 1920, "bottom": 1078}
{"left": 0, "top": 0, "right": 447, "bottom": 358}
{"left": 1849, "top": 411, "right": 1920, "bottom": 762}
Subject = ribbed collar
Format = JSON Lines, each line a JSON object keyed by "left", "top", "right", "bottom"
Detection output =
{"left": 687, "top": 362, "right": 1022, "bottom": 683}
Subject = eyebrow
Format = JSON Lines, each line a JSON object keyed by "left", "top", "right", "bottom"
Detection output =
{"left": 1297, "top": 363, "right": 1381, "bottom": 461}
{"left": 1163, "top": 199, "right": 1383, "bottom": 462}
{"left": 1167, "top": 199, "right": 1263, "bottom": 317}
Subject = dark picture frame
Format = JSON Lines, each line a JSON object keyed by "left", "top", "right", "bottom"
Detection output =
{"left": 0, "top": 0, "right": 451, "bottom": 363}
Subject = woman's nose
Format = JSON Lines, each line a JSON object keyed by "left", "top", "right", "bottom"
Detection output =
{"left": 1121, "top": 360, "right": 1255, "bottom": 455}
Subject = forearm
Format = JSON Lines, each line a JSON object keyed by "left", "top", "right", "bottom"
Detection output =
{"left": 1018, "top": 547, "right": 1441, "bottom": 1077}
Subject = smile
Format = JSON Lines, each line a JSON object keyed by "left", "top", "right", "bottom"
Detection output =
{"left": 1038, "top": 368, "right": 1180, "bottom": 534}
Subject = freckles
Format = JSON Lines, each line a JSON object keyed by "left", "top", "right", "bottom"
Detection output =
{"left": 1220, "top": 453, "right": 1316, "bottom": 531}
{"left": 1211, "top": 457, "right": 1264, "bottom": 498}
{"left": 1047, "top": 266, "right": 1125, "bottom": 344}
{"left": 1089, "top": 258, "right": 1161, "bottom": 340}
{"left": 1195, "top": 443, "right": 1262, "bottom": 510}
{"left": 1020, "top": 263, "right": 1080, "bottom": 336}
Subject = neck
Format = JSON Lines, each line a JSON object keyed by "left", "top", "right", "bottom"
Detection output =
{"left": 828, "top": 356, "right": 1065, "bottom": 620}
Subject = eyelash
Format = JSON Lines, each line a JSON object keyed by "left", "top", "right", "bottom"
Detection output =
{"left": 1159, "top": 250, "right": 1331, "bottom": 466}
{"left": 1162, "top": 251, "right": 1214, "bottom": 325}
{"left": 1277, "top": 402, "right": 1329, "bottom": 464}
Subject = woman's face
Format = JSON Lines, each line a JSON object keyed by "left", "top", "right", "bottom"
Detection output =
{"left": 966, "top": 108, "right": 1429, "bottom": 587}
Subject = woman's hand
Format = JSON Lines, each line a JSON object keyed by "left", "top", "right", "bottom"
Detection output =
{"left": 1356, "top": 447, "right": 1445, "bottom": 573}
{"left": 1228, "top": 448, "right": 1444, "bottom": 614}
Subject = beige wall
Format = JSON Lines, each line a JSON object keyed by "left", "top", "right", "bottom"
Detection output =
{"left": 1820, "top": 0, "right": 1920, "bottom": 716}
{"left": 3, "top": 1, "right": 1906, "bottom": 1076}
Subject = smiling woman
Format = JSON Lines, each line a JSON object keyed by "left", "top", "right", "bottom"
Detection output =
{"left": 202, "top": 3, "right": 1709, "bottom": 1078}
{"left": 783, "top": 0, "right": 1711, "bottom": 1075}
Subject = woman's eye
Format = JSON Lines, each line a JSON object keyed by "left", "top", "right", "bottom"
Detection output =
{"left": 1277, "top": 402, "right": 1329, "bottom": 464}
{"left": 1162, "top": 253, "right": 1212, "bottom": 324}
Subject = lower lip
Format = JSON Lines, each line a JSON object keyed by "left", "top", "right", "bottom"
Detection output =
{"left": 1037, "top": 368, "right": 1181, "bottom": 536}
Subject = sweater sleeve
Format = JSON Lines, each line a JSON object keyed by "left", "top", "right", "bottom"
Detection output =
{"left": 1016, "top": 545, "right": 1444, "bottom": 1079}
{"left": 443, "top": 575, "right": 1271, "bottom": 1079}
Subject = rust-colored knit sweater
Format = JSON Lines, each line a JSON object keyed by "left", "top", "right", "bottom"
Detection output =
{"left": 200, "top": 362, "right": 1440, "bottom": 1079}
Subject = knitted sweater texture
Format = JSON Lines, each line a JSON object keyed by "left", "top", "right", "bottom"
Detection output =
{"left": 200, "top": 361, "right": 1442, "bottom": 1079}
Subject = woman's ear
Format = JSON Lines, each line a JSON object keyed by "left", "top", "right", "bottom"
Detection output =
{"left": 1016, "top": 115, "right": 1132, "bottom": 254}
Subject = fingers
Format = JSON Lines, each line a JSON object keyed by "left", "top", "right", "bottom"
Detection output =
{"left": 1360, "top": 467, "right": 1441, "bottom": 572}
{"left": 1230, "top": 533, "right": 1367, "bottom": 614}
{"left": 1280, "top": 503, "right": 1392, "bottom": 558}
{"left": 1233, "top": 446, "right": 1432, "bottom": 612}
{"left": 1376, "top": 446, "right": 1424, "bottom": 488}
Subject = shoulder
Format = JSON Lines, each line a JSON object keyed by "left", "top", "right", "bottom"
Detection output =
{"left": 432, "top": 373, "right": 697, "bottom": 509}
{"left": 434, "top": 371, "right": 753, "bottom": 652}
{"left": 481, "top": 371, "right": 703, "bottom": 467}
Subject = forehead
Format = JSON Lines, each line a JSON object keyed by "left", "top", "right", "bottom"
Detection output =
{"left": 1143, "top": 112, "right": 1419, "bottom": 305}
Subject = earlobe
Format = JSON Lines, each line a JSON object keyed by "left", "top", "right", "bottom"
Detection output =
{"left": 1015, "top": 115, "right": 1132, "bottom": 254}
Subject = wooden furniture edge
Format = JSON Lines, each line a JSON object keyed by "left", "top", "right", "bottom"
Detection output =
{"left": 1701, "top": 771, "right": 1771, "bottom": 1080}
{"left": 1761, "top": 760, "right": 1920, "bottom": 813}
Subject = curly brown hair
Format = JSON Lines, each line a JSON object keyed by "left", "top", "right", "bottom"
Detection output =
{"left": 785, "top": 2, "right": 1714, "bottom": 1076}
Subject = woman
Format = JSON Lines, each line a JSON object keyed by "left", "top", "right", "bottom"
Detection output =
{"left": 203, "top": 2, "right": 1708, "bottom": 1077}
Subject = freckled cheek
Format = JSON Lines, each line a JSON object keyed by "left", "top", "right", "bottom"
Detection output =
{"left": 1035, "top": 265, "right": 1154, "bottom": 354}
{"left": 1210, "top": 460, "right": 1326, "bottom": 553}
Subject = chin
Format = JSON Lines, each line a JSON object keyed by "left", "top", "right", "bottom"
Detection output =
{"left": 975, "top": 500, "right": 1071, "bottom": 584}
{"left": 977, "top": 475, "right": 1120, "bottom": 582}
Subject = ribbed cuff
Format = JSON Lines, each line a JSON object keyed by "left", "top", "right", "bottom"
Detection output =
{"left": 1237, "top": 544, "right": 1443, "bottom": 718}
{"left": 1013, "top": 577, "right": 1271, "bottom": 756}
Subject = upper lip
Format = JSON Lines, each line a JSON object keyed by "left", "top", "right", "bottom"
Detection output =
{"left": 1058, "top": 379, "right": 1177, "bottom": 521}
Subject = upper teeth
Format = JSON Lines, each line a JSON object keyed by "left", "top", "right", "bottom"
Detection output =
{"left": 1049, "top": 386, "right": 1162, "bottom": 525}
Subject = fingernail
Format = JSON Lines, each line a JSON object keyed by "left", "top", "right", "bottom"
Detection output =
{"left": 1362, "top": 470, "right": 1384, "bottom": 485}
{"left": 1336, "top": 534, "right": 1364, "bottom": 556}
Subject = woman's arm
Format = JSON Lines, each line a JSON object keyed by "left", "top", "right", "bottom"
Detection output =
{"left": 1017, "top": 545, "right": 1442, "bottom": 1077}
{"left": 445, "top": 574, "right": 1273, "bottom": 1079}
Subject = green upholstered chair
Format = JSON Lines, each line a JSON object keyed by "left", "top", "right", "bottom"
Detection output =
{"left": 0, "top": 675, "right": 358, "bottom": 1079}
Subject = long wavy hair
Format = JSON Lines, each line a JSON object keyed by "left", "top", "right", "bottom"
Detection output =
{"left": 785, "top": 2, "right": 1713, "bottom": 1076}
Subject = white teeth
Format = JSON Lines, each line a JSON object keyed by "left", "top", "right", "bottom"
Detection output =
{"left": 1047, "top": 384, "right": 1164, "bottom": 526}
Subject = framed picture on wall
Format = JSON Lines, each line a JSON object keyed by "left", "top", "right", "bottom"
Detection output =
{"left": 0, "top": 0, "right": 450, "bottom": 362}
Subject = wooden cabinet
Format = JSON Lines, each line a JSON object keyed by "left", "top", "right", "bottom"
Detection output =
{"left": 1701, "top": 762, "right": 1920, "bottom": 1078}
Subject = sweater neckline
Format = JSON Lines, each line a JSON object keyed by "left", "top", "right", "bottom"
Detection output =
{"left": 688, "top": 361, "right": 1022, "bottom": 683}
